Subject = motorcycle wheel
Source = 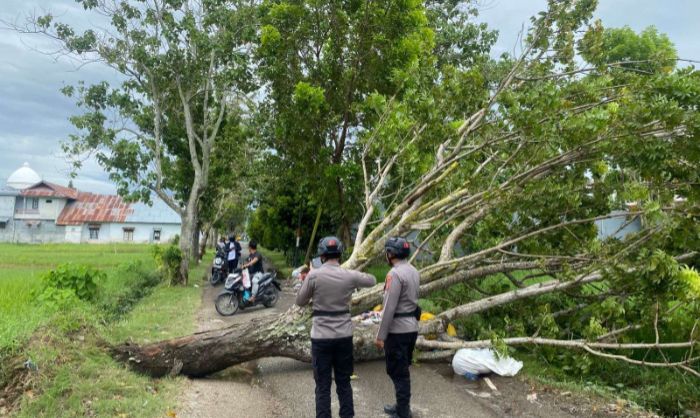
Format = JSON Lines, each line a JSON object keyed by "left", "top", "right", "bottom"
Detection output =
{"left": 210, "top": 271, "right": 220, "bottom": 286}
{"left": 263, "top": 287, "right": 279, "bottom": 308}
{"left": 215, "top": 292, "right": 239, "bottom": 316}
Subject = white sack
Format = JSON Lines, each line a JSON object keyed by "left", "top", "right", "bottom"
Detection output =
{"left": 451, "top": 348, "right": 523, "bottom": 377}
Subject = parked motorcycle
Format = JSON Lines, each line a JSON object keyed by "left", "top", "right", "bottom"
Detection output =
{"left": 215, "top": 269, "right": 281, "bottom": 316}
{"left": 210, "top": 249, "right": 228, "bottom": 286}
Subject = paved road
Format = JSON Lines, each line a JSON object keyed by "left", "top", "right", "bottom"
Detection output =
{"left": 178, "top": 250, "right": 648, "bottom": 418}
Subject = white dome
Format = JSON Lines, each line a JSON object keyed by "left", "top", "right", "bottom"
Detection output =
{"left": 7, "top": 162, "right": 42, "bottom": 190}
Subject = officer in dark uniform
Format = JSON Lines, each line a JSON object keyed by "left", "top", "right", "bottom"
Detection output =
{"left": 375, "top": 237, "right": 420, "bottom": 418}
{"left": 296, "top": 236, "right": 377, "bottom": 418}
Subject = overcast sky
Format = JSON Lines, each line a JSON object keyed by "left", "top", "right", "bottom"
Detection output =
{"left": 1, "top": 0, "right": 698, "bottom": 194}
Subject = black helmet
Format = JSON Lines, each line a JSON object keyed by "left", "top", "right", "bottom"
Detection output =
{"left": 228, "top": 235, "right": 235, "bottom": 242}
{"left": 317, "top": 236, "right": 343, "bottom": 258}
{"left": 248, "top": 240, "right": 258, "bottom": 249}
{"left": 385, "top": 236, "right": 410, "bottom": 259}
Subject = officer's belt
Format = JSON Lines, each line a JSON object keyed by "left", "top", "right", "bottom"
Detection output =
{"left": 312, "top": 309, "right": 350, "bottom": 317}
{"left": 394, "top": 311, "right": 417, "bottom": 318}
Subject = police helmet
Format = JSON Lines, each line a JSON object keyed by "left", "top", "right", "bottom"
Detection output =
{"left": 317, "top": 236, "right": 343, "bottom": 258}
{"left": 385, "top": 236, "right": 410, "bottom": 259}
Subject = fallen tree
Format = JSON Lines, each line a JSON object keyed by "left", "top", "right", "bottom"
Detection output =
{"left": 110, "top": 0, "right": 699, "bottom": 380}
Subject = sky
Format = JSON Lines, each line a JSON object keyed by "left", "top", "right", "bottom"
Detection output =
{"left": 0, "top": 0, "right": 698, "bottom": 194}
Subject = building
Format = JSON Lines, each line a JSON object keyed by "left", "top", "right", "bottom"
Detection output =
{"left": 0, "top": 163, "right": 181, "bottom": 244}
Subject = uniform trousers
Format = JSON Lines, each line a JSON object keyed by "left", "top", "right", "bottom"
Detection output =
{"left": 385, "top": 332, "right": 418, "bottom": 418}
{"left": 311, "top": 336, "right": 354, "bottom": 418}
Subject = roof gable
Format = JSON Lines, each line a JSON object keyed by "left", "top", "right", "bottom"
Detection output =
{"left": 21, "top": 181, "right": 79, "bottom": 199}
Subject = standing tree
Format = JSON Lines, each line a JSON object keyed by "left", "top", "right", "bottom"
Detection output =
{"left": 8, "top": 0, "right": 257, "bottom": 283}
{"left": 254, "top": 0, "right": 436, "bottom": 244}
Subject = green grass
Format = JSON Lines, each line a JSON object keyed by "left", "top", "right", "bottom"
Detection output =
{"left": 0, "top": 243, "right": 204, "bottom": 418}
{"left": 15, "top": 277, "right": 201, "bottom": 418}
{"left": 0, "top": 243, "right": 155, "bottom": 351}
{"left": 259, "top": 246, "right": 294, "bottom": 278}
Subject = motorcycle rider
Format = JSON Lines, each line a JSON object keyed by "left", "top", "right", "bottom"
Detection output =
{"left": 296, "top": 236, "right": 377, "bottom": 418}
{"left": 240, "top": 240, "right": 264, "bottom": 302}
{"left": 375, "top": 237, "right": 420, "bottom": 418}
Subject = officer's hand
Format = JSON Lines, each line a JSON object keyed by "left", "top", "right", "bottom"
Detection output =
{"left": 374, "top": 339, "right": 384, "bottom": 350}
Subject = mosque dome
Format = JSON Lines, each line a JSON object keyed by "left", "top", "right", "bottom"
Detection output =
{"left": 7, "top": 162, "right": 42, "bottom": 190}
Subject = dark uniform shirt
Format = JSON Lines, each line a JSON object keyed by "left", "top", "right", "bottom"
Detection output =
{"left": 377, "top": 260, "right": 420, "bottom": 341}
{"left": 296, "top": 260, "right": 377, "bottom": 339}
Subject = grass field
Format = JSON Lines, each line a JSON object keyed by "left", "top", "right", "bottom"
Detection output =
{"left": 0, "top": 243, "right": 155, "bottom": 351}
{"left": 0, "top": 243, "right": 204, "bottom": 417}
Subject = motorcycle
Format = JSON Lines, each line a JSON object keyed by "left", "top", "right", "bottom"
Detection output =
{"left": 215, "top": 269, "right": 281, "bottom": 316}
{"left": 210, "top": 249, "right": 228, "bottom": 286}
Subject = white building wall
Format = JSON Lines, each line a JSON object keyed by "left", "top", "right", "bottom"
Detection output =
{"left": 77, "top": 222, "right": 180, "bottom": 243}
{"left": 64, "top": 225, "right": 82, "bottom": 243}
{"left": 0, "top": 196, "right": 15, "bottom": 218}
{"left": 13, "top": 197, "right": 67, "bottom": 220}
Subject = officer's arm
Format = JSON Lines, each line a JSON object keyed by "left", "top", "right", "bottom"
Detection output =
{"left": 354, "top": 271, "right": 377, "bottom": 288}
{"left": 295, "top": 273, "right": 314, "bottom": 306}
{"left": 377, "top": 272, "right": 402, "bottom": 341}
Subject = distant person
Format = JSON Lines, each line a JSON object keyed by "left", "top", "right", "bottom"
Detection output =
{"left": 375, "top": 237, "right": 420, "bottom": 418}
{"left": 234, "top": 235, "right": 242, "bottom": 261}
{"left": 226, "top": 234, "right": 239, "bottom": 272}
{"left": 296, "top": 237, "right": 377, "bottom": 418}
{"left": 240, "top": 240, "right": 264, "bottom": 302}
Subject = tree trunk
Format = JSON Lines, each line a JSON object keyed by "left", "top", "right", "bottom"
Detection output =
{"left": 304, "top": 206, "right": 323, "bottom": 264}
{"left": 192, "top": 223, "right": 201, "bottom": 263}
{"left": 198, "top": 227, "right": 210, "bottom": 261}
{"left": 111, "top": 306, "right": 384, "bottom": 378}
{"left": 179, "top": 209, "right": 197, "bottom": 285}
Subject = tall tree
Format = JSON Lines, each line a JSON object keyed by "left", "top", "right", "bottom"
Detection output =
{"left": 254, "top": 0, "right": 435, "bottom": 244}
{"left": 10, "top": 0, "right": 257, "bottom": 282}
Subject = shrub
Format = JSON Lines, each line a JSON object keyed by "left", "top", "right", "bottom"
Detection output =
{"left": 152, "top": 244, "right": 183, "bottom": 284}
{"left": 38, "top": 263, "right": 103, "bottom": 303}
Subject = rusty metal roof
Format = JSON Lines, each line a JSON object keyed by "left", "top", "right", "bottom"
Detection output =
{"left": 20, "top": 181, "right": 79, "bottom": 199}
{"left": 56, "top": 192, "right": 133, "bottom": 226}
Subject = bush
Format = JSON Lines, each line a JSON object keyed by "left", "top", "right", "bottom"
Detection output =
{"left": 151, "top": 244, "right": 183, "bottom": 284}
{"left": 37, "top": 263, "right": 103, "bottom": 305}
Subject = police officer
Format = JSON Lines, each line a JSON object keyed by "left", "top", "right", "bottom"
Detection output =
{"left": 375, "top": 237, "right": 420, "bottom": 418}
{"left": 296, "top": 236, "right": 377, "bottom": 418}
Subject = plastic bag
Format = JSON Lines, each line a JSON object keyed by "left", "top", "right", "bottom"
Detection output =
{"left": 241, "top": 269, "right": 251, "bottom": 288}
{"left": 451, "top": 348, "right": 523, "bottom": 377}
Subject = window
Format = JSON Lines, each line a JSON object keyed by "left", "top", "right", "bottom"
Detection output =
{"left": 89, "top": 225, "right": 100, "bottom": 240}
{"left": 153, "top": 229, "right": 161, "bottom": 241}
{"left": 45, "top": 199, "right": 52, "bottom": 204}
{"left": 31, "top": 198, "right": 39, "bottom": 210}
{"left": 123, "top": 228, "right": 134, "bottom": 242}
{"left": 0, "top": 221, "right": 6, "bottom": 229}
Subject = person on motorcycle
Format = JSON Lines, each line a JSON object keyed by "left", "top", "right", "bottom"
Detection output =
{"left": 240, "top": 240, "right": 264, "bottom": 302}
{"left": 296, "top": 236, "right": 377, "bottom": 418}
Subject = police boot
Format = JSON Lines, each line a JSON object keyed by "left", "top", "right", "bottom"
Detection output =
{"left": 383, "top": 404, "right": 397, "bottom": 415}
{"left": 383, "top": 404, "right": 412, "bottom": 418}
